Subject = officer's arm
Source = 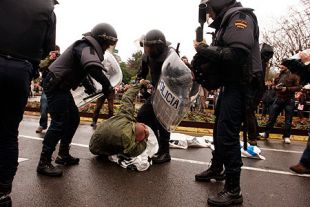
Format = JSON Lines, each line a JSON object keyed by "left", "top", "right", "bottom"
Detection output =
{"left": 73, "top": 42, "right": 113, "bottom": 95}
{"left": 196, "top": 45, "right": 248, "bottom": 65}
{"left": 87, "top": 66, "right": 113, "bottom": 96}
{"left": 119, "top": 84, "right": 141, "bottom": 117}
{"left": 196, "top": 12, "right": 256, "bottom": 65}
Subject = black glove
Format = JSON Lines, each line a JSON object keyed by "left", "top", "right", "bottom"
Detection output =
{"left": 81, "top": 76, "right": 96, "bottom": 95}
{"left": 196, "top": 45, "right": 222, "bottom": 62}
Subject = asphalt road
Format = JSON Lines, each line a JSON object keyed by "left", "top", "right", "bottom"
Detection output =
{"left": 10, "top": 116, "right": 310, "bottom": 207}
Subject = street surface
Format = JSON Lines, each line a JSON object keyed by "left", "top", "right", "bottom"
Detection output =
{"left": 11, "top": 115, "right": 310, "bottom": 207}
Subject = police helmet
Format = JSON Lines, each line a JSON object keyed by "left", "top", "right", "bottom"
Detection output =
{"left": 143, "top": 29, "right": 167, "bottom": 58}
{"left": 143, "top": 29, "right": 166, "bottom": 46}
{"left": 207, "top": 0, "right": 236, "bottom": 14}
{"left": 85, "top": 23, "right": 118, "bottom": 46}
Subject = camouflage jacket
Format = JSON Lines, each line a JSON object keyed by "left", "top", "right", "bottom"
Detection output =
{"left": 89, "top": 84, "right": 147, "bottom": 157}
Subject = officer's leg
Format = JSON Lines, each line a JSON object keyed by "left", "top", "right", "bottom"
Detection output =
{"left": 137, "top": 98, "right": 158, "bottom": 138}
{"left": 37, "top": 91, "right": 68, "bottom": 177}
{"left": 300, "top": 132, "right": 310, "bottom": 167}
{"left": 247, "top": 110, "right": 258, "bottom": 144}
{"left": 0, "top": 58, "right": 32, "bottom": 206}
{"left": 290, "top": 130, "right": 310, "bottom": 174}
{"left": 152, "top": 119, "right": 171, "bottom": 164}
{"left": 56, "top": 93, "right": 80, "bottom": 165}
{"left": 195, "top": 92, "right": 225, "bottom": 182}
{"left": 208, "top": 86, "right": 243, "bottom": 206}
{"left": 136, "top": 98, "right": 171, "bottom": 163}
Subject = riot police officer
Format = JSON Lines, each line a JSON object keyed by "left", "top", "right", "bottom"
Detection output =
{"left": 37, "top": 23, "right": 118, "bottom": 177}
{"left": 0, "top": 0, "right": 56, "bottom": 205}
{"left": 192, "top": 0, "right": 262, "bottom": 206}
{"left": 136, "top": 29, "right": 172, "bottom": 164}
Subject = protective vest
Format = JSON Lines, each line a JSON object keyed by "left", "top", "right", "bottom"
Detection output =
{"left": 48, "top": 37, "right": 105, "bottom": 90}
{"left": 214, "top": 7, "right": 262, "bottom": 84}
{"left": 0, "top": 0, "right": 54, "bottom": 62}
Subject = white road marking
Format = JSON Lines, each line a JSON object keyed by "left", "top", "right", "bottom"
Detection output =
{"left": 172, "top": 157, "right": 310, "bottom": 178}
{"left": 18, "top": 158, "right": 29, "bottom": 163}
{"left": 19, "top": 134, "right": 310, "bottom": 178}
{"left": 259, "top": 147, "right": 303, "bottom": 154}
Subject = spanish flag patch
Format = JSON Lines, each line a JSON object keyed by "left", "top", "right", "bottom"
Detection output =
{"left": 234, "top": 20, "right": 248, "bottom": 29}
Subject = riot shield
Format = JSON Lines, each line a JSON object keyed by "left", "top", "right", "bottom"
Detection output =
{"left": 152, "top": 49, "right": 199, "bottom": 132}
{"left": 73, "top": 51, "right": 122, "bottom": 109}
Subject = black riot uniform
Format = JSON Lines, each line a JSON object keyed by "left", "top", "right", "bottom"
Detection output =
{"left": 136, "top": 29, "right": 172, "bottom": 164}
{"left": 37, "top": 23, "right": 118, "bottom": 177}
{"left": 0, "top": 0, "right": 56, "bottom": 205}
{"left": 193, "top": 0, "right": 262, "bottom": 206}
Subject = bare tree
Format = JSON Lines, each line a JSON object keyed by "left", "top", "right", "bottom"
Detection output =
{"left": 262, "top": 0, "right": 310, "bottom": 64}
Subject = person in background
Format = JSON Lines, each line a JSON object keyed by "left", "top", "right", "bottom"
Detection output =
{"left": 261, "top": 79, "right": 276, "bottom": 119}
{"left": 90, "top": 89, "right": 115, "bottom": 129}
{"left": 295, "top": 89, "right": 306, "bottom": 124}
{"left": 259, "top": 63, "right": 301, "bottom": 144}
{"left": 0, "top": 1, "right": 56, "bottom": 205}
{"left": 36, "top": 23, "right": 118, "bottom": 177}
{"left": 36, "top": 45, "right": 60, "bottom": 133}
{"left": 247, "top": 43, "right": 274, "bottom": 146}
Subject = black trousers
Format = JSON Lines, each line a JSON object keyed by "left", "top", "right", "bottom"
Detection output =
{"left": 213, "top": 86, "right": 244, "bottom": 176}
{"left": 0, "top": 55, "right": 32, "bottom": 185}
{"left": 137, "top": 97, "right": 170, "bottom": 152}
{"left": 42, "top": 73, "right": 80, "bottom": 153}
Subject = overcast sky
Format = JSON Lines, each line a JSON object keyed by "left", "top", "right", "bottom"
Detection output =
{"left": 54, "top": 0, "right": 301, "bottom": 61}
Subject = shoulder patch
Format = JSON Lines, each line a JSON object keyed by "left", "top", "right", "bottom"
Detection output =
{"left": 234, "top": 19, "right": 248, "bottom": 29}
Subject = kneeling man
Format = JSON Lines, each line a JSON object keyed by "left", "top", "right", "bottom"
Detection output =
{"left": 89, "top": 80, "right": 158, "bottom": 170}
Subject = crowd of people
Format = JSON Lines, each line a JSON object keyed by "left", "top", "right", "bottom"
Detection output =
{"left": 1, "top": 0, "right": 310, "bottom": 207}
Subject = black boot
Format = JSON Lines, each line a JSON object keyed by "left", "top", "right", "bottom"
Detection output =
{"left": 195, "top": 152, "right": 225, "bottom": 182}
{"left": 152, "top": 141, "right": 171, "bottom": 164}
{"left": 0, "top": 182, "right": 12, "bottom": 207}
{"left": 55, "top": 145, "right": 80, "bottom": 165}
{"left": 0, "top": 195, "right": 11, "bottom": 207}
{"left": 37, "top": 151, "right": 63, "bottom": 177}
{"left": 207, "top": 175, "right": 243, "bottom": 206}
{"left": 195, "top": 165, "right": 225, "bottom": 182}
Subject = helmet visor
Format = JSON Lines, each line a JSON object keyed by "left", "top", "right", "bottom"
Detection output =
{"left": 143, "top": 39, "right": 165, "bottom": 46}
{"left": 98, "top": 34, "right": 118, "bottom": 46}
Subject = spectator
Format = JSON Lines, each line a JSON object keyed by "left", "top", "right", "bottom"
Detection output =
{"left": 260, "top": 64, "right": 301, "bottom": 144}
{"left": 295, "top": 90, "right": 306, "bottom": 124}
{"left": 198, "top": 86, "right": 208, "bottom": 112}
{"left": 261, "top": 80, "right": 276, "bottom": 119}
{"left": 36, "top": 46, "right": 60, "bottom": 133}
{"left": 91, "top": 90, "right": 115, "bottom": 129}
